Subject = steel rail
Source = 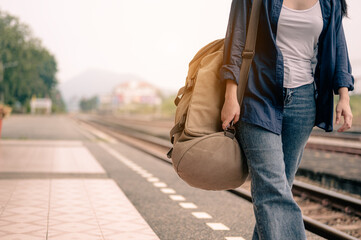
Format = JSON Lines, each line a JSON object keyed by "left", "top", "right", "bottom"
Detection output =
{"left": 311, "top": 130, "right": 361, "bottom": 141}
{"left": 292, "top": 180, "right": 361, "bottom": 218}
{"left": 305, "top": 142, "right": 361, "bottom": 156}
{"left": 82, "top": 114, "right": 361, "bottom": 156}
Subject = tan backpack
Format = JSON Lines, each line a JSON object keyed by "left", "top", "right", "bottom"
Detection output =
{"left": 167, "top": 0, "right": 262, "bottom": 190}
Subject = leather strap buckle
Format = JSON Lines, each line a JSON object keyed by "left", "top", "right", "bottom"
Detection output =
{"left": 167, "top": 148, "right": 173, "bottom": 159}
{"left": 224, "top": 120, "right": 236, "bottom": 139}
{"left": 242, "top": 50, "right": 255, "bottom": 59}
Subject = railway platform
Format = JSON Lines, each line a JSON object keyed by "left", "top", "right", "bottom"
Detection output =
{"left": 0, "top": 115, "right": 331, "bottom": 240}
{"left": 299, "top": 134, "right": 361, "bottom": 196}
{"left": 77, "top": 114, "right": 361, "bottom": 196}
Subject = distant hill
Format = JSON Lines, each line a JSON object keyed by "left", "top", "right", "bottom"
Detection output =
{"left": 58, "top": 69, "right": 145, "bottom": 111}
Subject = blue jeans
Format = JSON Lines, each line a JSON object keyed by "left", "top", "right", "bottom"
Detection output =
{"left": 236, "top": 82, "right": 316, "bottom": 240}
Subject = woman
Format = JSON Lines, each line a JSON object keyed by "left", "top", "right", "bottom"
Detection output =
{"left": 220, "top": 0, "right": 354, "bottom": 239}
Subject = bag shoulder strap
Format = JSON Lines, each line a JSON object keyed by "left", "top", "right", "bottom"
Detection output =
{"left": 237, "top": 0, "right": 262, "bottom": 105}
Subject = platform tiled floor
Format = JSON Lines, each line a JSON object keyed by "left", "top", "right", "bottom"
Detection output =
{"left": 0, "top": 179, "right": 159, "bottom": 240}
{"left": 0, "top": 140, "right": 104, "bottom": 174}
{"left": 0, "top": 140, "right": 160, "bottom": 240}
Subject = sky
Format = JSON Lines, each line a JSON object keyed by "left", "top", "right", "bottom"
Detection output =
{"left": 0, "top": 0, "right": 360, "bottom": 92}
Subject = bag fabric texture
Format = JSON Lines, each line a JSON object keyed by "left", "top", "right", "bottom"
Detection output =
{"left": 168, "top": 39, "right": 248, "bottom": 190}
{"left": 168, "top": 0, "right": 261, "bottom": 191}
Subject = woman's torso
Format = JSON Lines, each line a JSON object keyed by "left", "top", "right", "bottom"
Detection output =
{"left": 276, "top": 0, "right": 323, "bottom": 88}
{"left": 220, "top": 0, "right": 353, "bottom": 134}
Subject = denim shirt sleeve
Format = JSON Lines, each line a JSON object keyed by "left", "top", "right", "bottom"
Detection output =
{"left": 219, "top": 0, "right": 251, "bottom": 85}
{"left": 332, "top": 16, "right": 354, "bottom": 94}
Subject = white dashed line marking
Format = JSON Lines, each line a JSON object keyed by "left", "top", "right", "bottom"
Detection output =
{"left": 133, "top": 168, "right": 144, "bottom": 171}
{"left": 153, "top": 182, "right": 167, "bottom": 188}
{"left": 160, "top": 188, "right": 176, "bottom": 194}
{"left": 169, "top": 195, "right": 186, "bottom": 201}
{"left": 225, "top": 237, "right": 246, "bottom": 240}
{"left": 206, "top": 223, "right": 230, "bottom": 231}
{"left": 179, "top": 202, "right": 197, "bottom": 209}
{"left": 98, "top": 143, "right": 133, "bottom": 164}
{"left": 80, "top": 123, "right": 118, "bottom": 143}
{"left": 132, "top": 167, "right": 143, "bottom": 171}
{"left": 147, "top": 177, "right": 159, "bottom": 182}
{"left": 141, "top": 173, "right": 153, "bottom": 178}
{"left": 99, "top": 143, "right": 233, "bottom": 235}
{"left": 127, "top": 163, "right": 138, "bottom": 167}
{"left": 191, "top": 212, "right": 212, "bottom": 219}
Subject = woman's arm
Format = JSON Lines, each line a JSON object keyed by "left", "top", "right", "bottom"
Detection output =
{"left": 220, "top": 0, "right": 250, "bottom": 130}
{"left": 221, "top": 80, "right": 240, "bottom": 130}
{"left": 335, "top": 87, "right": 352, "bottom": 132}
{"left": 333, "top": 5, "right": 354, "bottom": 132}
{"left": 332, "top": 23, "right": 354, "bottom": 94}
{"left": 220, "top": 0, "right": 251, "bottom": 85}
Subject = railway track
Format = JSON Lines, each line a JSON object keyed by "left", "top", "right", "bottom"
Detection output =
{"left": 74, "top": 115, "right": 361, "bottom": 240}
{"left": 311, "top": 129, "right": 361, "bottom": 142}
{"left": 80, "top": 114, "right": 361, "bottom": 156}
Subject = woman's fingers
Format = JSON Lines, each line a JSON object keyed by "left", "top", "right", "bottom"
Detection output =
{"left": 338, "top": 122, "right": 350, "bottom": 132}
{"left": 233, "top": 113, "right": 240, "bottom": 124}
{"left": 222, "top": 118, "right": 233, "bottom": 130}
{"left": 335, "top": 107, "right": 341, "bottom": 124}
{"left": 221, "top": 96, "right": 240, "bottom": 130}
{"left": 222, "top": 113, "right": 240, "bottom": 130}
{"left": 336, "top": 99, "right": 353, "bottom": 132}
{"left": 337, "top": 109, "right": 353, "bottom": 132}
{"left": 222, "top": 120, "right": 229, "bottom": 130}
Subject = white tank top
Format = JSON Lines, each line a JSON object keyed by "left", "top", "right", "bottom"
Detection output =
{"left": 276, "top": 1, "right": 323, "bottom": 88}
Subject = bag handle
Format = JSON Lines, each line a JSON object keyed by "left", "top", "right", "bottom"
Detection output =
{"left": 237, "top": 0, "right": 262, "bottom": 105}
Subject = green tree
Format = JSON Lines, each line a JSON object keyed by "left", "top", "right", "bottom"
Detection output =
{"left": 0, "top": 9, "right": 63, "bottom": 113}
{"left": 79, "top": 96, "right": 99, "bottom": 112}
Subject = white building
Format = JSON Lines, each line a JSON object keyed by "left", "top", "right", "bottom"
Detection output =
{"left": 112, "top": 81, "right": 162, "bottom": 107}
{"left": 99, "top": 94, "right": 113, "bottom": 111}
{"left": 30, "top": 97, "right": 52, "bottom": 114}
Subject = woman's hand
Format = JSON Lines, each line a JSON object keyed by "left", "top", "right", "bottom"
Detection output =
{"left": 221, "top": 80, "right": 240, "bottom": 130}
{"left": 336, "top": 87, "right": 353, "bottom": 132}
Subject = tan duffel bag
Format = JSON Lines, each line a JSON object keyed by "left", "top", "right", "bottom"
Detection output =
{"left": 167, "top": 0, "right": 262, "bottom": 190}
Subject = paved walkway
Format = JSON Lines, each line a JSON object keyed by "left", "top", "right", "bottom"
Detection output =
{"left": 0, "top": 115, "right": 327, "bottom": 240}
{"left": 0, "top": 139, "right": 159, "bottom": 240}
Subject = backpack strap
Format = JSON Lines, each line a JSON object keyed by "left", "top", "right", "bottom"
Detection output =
{"left": 174, "top": 86, "right": 186, "bottom": 106}
{"left": 237, "top": 0, "right": 262, "bottom": 105}
{"left": 169, "top": 114, "right": 187, "bottom": 144}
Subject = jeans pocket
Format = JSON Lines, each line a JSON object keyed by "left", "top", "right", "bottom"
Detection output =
{"left": 283, "top": 88, "right": 293, "bottom": 106}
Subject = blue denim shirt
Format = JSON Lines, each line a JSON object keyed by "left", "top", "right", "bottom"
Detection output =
{"left": 220, "top": 0, "right": 354, "bottom": 134}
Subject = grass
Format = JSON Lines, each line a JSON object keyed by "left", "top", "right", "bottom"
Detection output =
{"left": 111, "top": 94, "right": 361, "bottom": 126}
{"left": 349, "top": 94, "right": 361, "bottom": 126}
